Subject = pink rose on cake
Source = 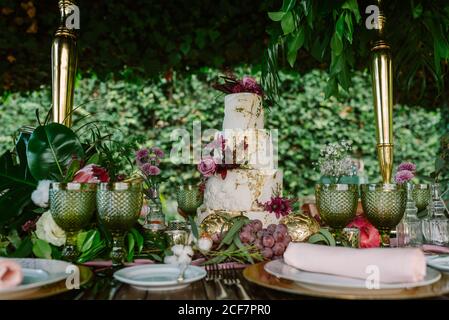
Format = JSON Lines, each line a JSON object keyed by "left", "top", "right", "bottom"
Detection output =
{"left": 197, "top": 156, "right": 217, "bottom": 177}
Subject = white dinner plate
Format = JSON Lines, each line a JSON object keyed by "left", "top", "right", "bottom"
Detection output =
{"left": 113, "top": 264, "right": 207, "bottom": 291}
{"left": 426, "top": 255, "right": 449, "bottom": 272}
{"left": 264, "top": 260, "right": 441, "bottom": 290}
{"left": 0, "top": 258, "right": 72, "bottom": 299}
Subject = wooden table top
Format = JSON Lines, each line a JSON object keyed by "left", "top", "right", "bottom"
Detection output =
{"left": 53, "top": 266, "right": 449, "bottom": 300}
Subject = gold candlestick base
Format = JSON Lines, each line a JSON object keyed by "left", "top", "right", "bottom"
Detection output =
{"left": 377, "top": 143, "right": 393, "bottom": 183}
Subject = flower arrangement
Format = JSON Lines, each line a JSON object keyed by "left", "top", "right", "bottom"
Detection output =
{"left": 135, "top": 146, "right": 165, "bottom": 191}
{"left": 394, "top": 162, "right": 416, "bottom": 184}
{"left": 198, "top": 134, "right": 240, "bottom": 180}
{"left": 212, "top": 75, "right": 263, "bottom": 96}
{"left": 315, "top": 140, "right": 357, "bottom": 184}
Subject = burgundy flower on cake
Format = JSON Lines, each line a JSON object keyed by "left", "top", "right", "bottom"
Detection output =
{"left": 347, "top": 216, "right": 381, "bottom": 248}
{"left": 197, "top": 156, "right": 217, "bottom": 177}
{"left": 73, "top": 164, "right": 110, "bottom": 183}
{"left": 212, "top": 75, "right": 264, "bottom": 96}
{"left": 394, "top": 170, "right": 414, "bottom": 184}
{"left": 397, "top": 162, "right": 416, "bottom": 173}
{"left": 263, "top": 196, "right": 293, "bottom": 219}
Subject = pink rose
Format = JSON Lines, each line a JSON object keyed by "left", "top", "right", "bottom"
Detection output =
{"left": 197, "top": 157, "right": 217, "bottom": 177}
{"left": 347, "top": 216, "right": 381, "bottom": 248}
{"left": 73, "top": 164, "right": 110, "bottom": 183}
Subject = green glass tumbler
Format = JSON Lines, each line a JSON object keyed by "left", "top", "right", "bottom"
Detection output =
{"left": 361, "top": 183, "right": 407, "bottom": 247}
{"left": 315, "top": 184, "right": 359, "bottom": 231}
{"left": 412, "top": 184, "right": 431, "bottom": 216}
{"left": 96, "top": 182, "right": 143, "bottom": 266}
{"left": 49, "top": 183, "right": 97, "bottom": 261}
{"left": 176, "top": 185, "right": 203, "bottom": 216}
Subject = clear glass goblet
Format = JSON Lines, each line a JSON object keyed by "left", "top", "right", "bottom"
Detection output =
{"left": 49, "top": 182, "right": 97, "bottom": 261}
{"left": 361, "top": 183, "right": 407, "bottom": 247}
{"left": 96, "top": 182, "right": 143, "bottom": 266}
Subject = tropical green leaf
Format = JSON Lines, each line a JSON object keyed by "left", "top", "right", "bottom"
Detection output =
{"left": 26, "top": 123, "right": 85, "bottom": 181}
{"left": 130, "top": 228, "right": 144, "bottom": 254}
{"left": 32, "top": 239, "right": 52, "bottom": 259}
{"left": 8, "top": 236, "right": 32, "bottom": 258}
{"left": 287, "top": 29, "right": 305, "bottom": 67}
{"left": 268, "top": 11, "right": 285, "bottom": 22}
{"left": 281, "top": 11, "right": 295, "bottom": 35}
{"left": 127, "top": 232, "right": 135, "bottom": 262}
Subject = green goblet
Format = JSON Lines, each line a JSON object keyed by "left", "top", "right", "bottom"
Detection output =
{"left": 49, "top": 182, "right": 97, "bottom": 261}
{"left": 315, "top": 184, "right": 359, "bottom": 237}
{"left": 413, "top": 184, "right": 431, "bottom": 217}
{"left": 96, "top": 182, "right": 143, "bottom": 266}
{"left": 176, "top": 185, "right": 204, "bottom": 217}
{"left": 361, "top": 183, "right": 407, "bottom": 247}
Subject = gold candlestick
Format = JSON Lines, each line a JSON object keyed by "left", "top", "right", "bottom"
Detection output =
{"left": 371, "top": 0, "right": 393, "bottom": 183}
{"left": 51, "top": 0, "right": 78, "bottom": 127}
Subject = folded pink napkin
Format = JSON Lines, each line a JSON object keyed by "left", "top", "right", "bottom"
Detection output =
{"left": 0, "top": 260, "right": 23, "bottom": 290}
{"left": 283, "top": 243, "right": 426, "bottom": 283}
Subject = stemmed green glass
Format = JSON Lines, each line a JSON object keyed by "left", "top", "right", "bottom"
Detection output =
{"left": 176, "top": 185, "right": 204, "bottom": 217}
{"left": 96, "top": 182, "right": 143, "bottom": 266}
{"left": 49, "top": 182, "right": 97, "bottom": 261}
{"left": 361, "top": 183, "right": 407, "bottom": 247}
{"left": 315, "top": 184, "right": 359, "bottom": 237}
{"left": 412, "top": 184, "right": 431, "bottom": 217}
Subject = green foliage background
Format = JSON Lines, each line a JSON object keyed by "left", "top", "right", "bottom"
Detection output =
{"left": 0, "top": 68, "right": 444, "bottom": 201}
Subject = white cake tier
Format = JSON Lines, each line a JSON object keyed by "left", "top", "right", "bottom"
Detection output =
{"left": 215, "top": 129, "right": 276, "bottom": 170}
{"left": 204, "top": 169, "right": 282, "bottom": 211}
{"left": 223, "top": 93, "right": 264, "bottom": 130}
{"left": 198, "top": 208, "right": 281, "bottom": 228}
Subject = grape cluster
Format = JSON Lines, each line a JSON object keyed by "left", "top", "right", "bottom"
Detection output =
{"left": 239, "top": 220, "right": 291, "bottom": 260}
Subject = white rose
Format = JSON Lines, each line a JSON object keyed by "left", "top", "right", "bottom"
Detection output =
{"left": 35, "top": 211, "right": 66, "bottom": 246}
{"left": 31, "top": 180, "right": 53, "bottom": 208}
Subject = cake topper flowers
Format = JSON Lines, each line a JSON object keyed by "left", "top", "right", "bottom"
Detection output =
{"left": 263, "top": 195, "right": 295, "bottom": 219}
{"left": 212, "top": 75, "right": 263, "bottom": 96}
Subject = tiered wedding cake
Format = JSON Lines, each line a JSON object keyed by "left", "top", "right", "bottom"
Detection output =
{"left": 198, "top": 92, "right": 283, "bottom": 226}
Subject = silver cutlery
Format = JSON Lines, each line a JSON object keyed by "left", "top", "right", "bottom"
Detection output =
{"left": 223, "top": 266, "right": 251, "bottom": 300}
{"left": 205, "top": 264, "right": 229, "bottom": 300}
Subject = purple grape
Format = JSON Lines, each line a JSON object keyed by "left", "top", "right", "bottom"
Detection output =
{"left": 254, "top": 239, "right": 264, "bottom": 250}
{"left": 242, "top": 224, "right": 253, "bottom": 234}
{"left": 282, "top": 235, "right": 292, "bottom": 247}
{"left": 273, "top": 230, "right": 285, "bottom": 242}
{"left": 248, "top": 233, "right": 256, "bottom": 244}
{"left": 275, "top": 224, "right": 288, "bottom": 235}
{"left": 261, "top": 247, "right": 273, "bottom": 259}
{"left": 239, "top": 231, "right": 252, "bottom": 244}
{"left": 251, "top": 219, "right": 263, "bottom": 232}
{"left": 272, "top": 242, "right": 286, "bottom": 256}
{"left": 267, "top": 224, "right": 277, "bottom": 234}
{"left": 256, "top": 230, "right": 264, "bottom": 239}
{"left": 262, "top": 235, "right": 275, "bottom": 248}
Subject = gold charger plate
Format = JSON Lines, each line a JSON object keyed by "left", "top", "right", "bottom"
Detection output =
{"left": 1, "top": 265, "right": 93, "bottom": 300}
{"left": 243, "top": 262, "right": 449, "bottom": 300}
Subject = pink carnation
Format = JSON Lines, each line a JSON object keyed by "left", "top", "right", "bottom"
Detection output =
{"left": 136, "top": 148, "right": 149, "bottom": 165}
{"left": 197, "top": 157, "right": 217, "bottom": 177}
{"left": 347, "top": 216, "right": 381, "bottom": 248}
{"left": 151, "top": 147, "right": 165, "bottom": 158}
{"left": 398, "top": 162, "right": 416, "bottom": 172}
{"left": 141, "top": 163, "right": 161, "bottom": 176}
{"left": 394, "top": 170, "right": 414, "bottom": 184}
{"left": 73, "top": 164, "right": 110, "bottom": 183}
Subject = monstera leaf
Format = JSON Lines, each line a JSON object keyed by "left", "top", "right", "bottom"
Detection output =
{"left": 26, "top": 123, "right": 84, "bottom": 181}
{"left": 0, "top": 132, "right": 37, "bottom": 228}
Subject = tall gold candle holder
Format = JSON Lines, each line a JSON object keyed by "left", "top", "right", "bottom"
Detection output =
{"left": 371, "top": 0, "right": 394, "bottom": 183}
{"left": 51, "top": 0, "right": 78, "bottom": 127}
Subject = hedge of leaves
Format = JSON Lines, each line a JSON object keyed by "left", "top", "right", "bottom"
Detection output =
{"left": 0, "top": 68, "right": 443, "bottom": 201}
